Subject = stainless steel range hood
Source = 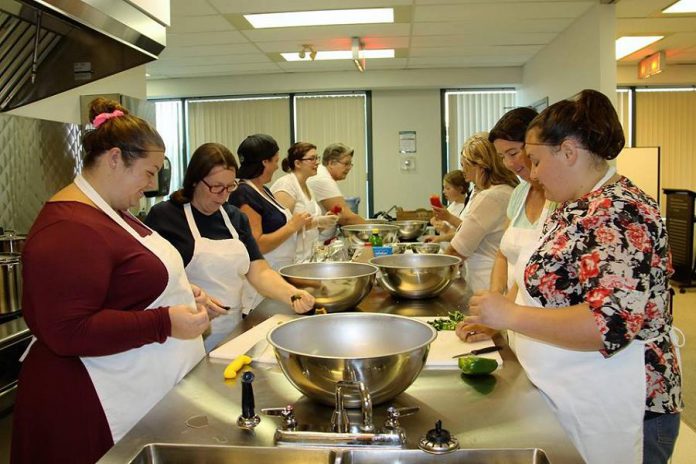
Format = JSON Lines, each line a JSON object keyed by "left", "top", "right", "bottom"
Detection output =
{"left": 0, "top": 0, "right": 167, "bottom": 112}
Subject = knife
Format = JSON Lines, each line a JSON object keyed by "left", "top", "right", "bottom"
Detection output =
{"left": 451, "top": 345, "right": 501, "bottom": 359}
{"left": 244, "top": 337, "right": 269, "bottom": 359}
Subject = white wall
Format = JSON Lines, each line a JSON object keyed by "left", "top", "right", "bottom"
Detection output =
{"left": 371, "top": 89, "right": 442, "bottom": 213}
{"left": 519, "top": 3, "right": 617, "bottom": 106}
{"left": 7, "top": 66, "right": 148, "bottom": 124}
{"left": 147, "top": 67, "right": 522, "bottom": 99}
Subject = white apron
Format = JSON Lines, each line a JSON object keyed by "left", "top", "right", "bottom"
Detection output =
{"left": 290, "top": 173, "right": 321, "bottom": 263}
{"left": 183, "top": 204, "right": 250, "bottom": 352}
{"left": 513, "top": 167, "right": 646, "bottom": 464}
{"left": 76, "top": 175, "right": 205, "bottom": 442}
{"left": 240, "top": 180, "right": 295, "bottom": 312}
{"left": 498, "top": 186, "right": 550, "bottom": 352}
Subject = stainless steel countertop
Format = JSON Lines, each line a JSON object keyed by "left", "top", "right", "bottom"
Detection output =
{"left": 98, "top": 281, "right": 583, "bottom": 463}
{"left": 0, "top": 316, "right": 29, "bottom": 350}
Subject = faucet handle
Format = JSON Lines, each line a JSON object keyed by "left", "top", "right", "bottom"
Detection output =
{"left": 384, "top": 406, "right": 419, "bottom": 430}
{"left": 236, "top": 371, "right": 261, "bottom": 430}
{"left": 261, "top": 405, "right": 297, "bottom": 430}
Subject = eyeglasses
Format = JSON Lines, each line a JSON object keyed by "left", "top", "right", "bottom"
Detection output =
{"left": 335, "top": 160, "right": 354, "bottom": 167}
{"left": 201, "top": 178, "right": 238, "bottom": 194}
{"left": 300, "top": 156, "right": 320, "bottom": 162}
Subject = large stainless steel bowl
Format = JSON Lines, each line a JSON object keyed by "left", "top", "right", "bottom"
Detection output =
{"left": 411, "top": 242, "right": 441, "bottom": 254}
{"left": 268, "top": 313, "right": 437, "bottom": 407}
{"left": 393, "top": 220, "right": 427, "bottom": 240}
{"left": 370, "top": 254, "right": 461, "bottom": 299}
{"left": 278, "top": 262, "right": 378, "bottom": 313}
{"left": 341, "top": 224, "right": 399, "bottom": 248}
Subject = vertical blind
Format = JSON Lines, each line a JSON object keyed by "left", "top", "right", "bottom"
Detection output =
{"left": 447, "top": 91, "right": 516, "bottom": 171}
{"left": 155, "top": 100, "right": 184, "bottom": 191}
{"left": 294, "top": 94, "right": 368, "bottom": 216}
{"left": 616, "top": 89, "right": 631, "bottom": 146}
{"left": 635, "top": 90, "right": 696, "bottom": 208}
{"left": 186, "top": 96, "right": 291, "bottom": 184}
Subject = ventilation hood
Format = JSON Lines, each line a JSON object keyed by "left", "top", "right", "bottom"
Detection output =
{"left": 0, "top": 0, "right": 167, "bottom": 112}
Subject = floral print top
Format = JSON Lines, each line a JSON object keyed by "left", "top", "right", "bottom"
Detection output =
{"left": 525, "top": 177, "right": 683, "bottom": 414}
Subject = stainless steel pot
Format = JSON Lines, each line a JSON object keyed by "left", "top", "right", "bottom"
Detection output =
{"left": 0, "top": 233, "right": 27, "bottom": 254}
{"left": 0, "top": 253, "right": 22, "bottom": 314}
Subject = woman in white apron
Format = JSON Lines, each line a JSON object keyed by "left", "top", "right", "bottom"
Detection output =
{"left": 446, "top": 133, "right": 519, "bottom": 293}
{"left": 146, "top": 143, "right": 315, "bottom": 353}
{"left": 228, "top": 134, "right": 313, "bottom": 312}
{"left": 466, "top": 90, "right": 682, "bottom": 464}
{"left": 424, "top": 169, "right": 470, "bottom": 244}
{"left": 271, "top": 142, "right": 339, "bottom": 263}
{"left": 12, "top": 99, "right": 211, "bottom": 464}
{"left": 456, "top": 107, "right": 551, "bottom": 348}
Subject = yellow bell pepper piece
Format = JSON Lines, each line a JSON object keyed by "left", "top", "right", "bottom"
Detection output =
{"left": 223, "top": 354, "right": 252, "bottom": 379}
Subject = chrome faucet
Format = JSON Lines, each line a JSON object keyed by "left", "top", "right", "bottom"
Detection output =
{"left": 331, "top": 380, "right": 374, "bottom": 433}
{"left": 262, "top": 380, "right": 419, "bottom": 448}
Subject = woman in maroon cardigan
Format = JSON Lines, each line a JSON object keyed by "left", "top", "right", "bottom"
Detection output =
{"left": 11, "top": 97, "right": 220, "bottom": 464}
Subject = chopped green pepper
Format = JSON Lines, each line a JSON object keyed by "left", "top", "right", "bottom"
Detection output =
{"left": 458, "top": 355, "right": 499, "bottom": 375}
{"left": 427, "top": 310, "right": 465, "bottom": 331}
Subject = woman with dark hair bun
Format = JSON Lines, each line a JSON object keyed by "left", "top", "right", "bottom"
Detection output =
{"left": 12, "top": 98, "right": 214, "bottom": 463}
{"left": 146, "top": 143, "right": 314, "bottom": 352}
{"left": 466, "top": 89, "right": 682, "bottom": 464}
{"left": 271, "top": 142, "right": 338, "bottom": 262}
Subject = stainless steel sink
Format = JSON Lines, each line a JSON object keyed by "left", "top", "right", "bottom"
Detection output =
{"left": 128, "top": 444, "right": 337, "bottom": 464}
{"left": 339, "top": 448, "right": 551, "bottom": 463}
{"left": 128, "top": 444, "right": 550, "bottom": 464}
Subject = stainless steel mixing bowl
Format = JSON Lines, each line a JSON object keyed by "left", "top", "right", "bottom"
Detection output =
{"left": 267, "top": 313, "right": 437, "bottom": 407}
{"left": 341, "top": 224, "right": 399, "bottom": 248}
{"left": 278, "top": 262, "right": 378, "bottom": 313}
{"left": 393, "top": 220, "right": 427, "bottom": 240}
{"left": 411, "top": 242, "right": 441, "bottom": 254}
{"left": 370, "top": 254, "right": 461, "bottom": 299}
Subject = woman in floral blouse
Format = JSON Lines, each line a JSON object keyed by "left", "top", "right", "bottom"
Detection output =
{"left": 466, "top": 89, "right": 682, "bottom": 464}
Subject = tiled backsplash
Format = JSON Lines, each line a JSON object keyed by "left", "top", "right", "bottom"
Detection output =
{"left": 0, "top": 113, "right": 82, "bottom": 233}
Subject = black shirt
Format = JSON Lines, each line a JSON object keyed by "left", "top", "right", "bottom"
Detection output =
{"left": 228, "top": 183, "right": 288, "bottom": 234}
{"left": 145, "top": 199, "right": 263, "bottom": 267}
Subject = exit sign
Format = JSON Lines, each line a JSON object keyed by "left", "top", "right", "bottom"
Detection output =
{"left": 638, "top": 51, "right": 665, "bottom": 79}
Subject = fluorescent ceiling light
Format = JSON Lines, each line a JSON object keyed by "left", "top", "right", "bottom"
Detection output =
{"left": 282, "top": 49, "right": 395, "bottom": 61}
{"left": 615, "top": 36, "right": 663, "bottom": 60}
{"left": 663, "top": 0, "right": 696, "bottom": 13}
{"left": 245, "top": 8, "right": 393, "bottom": 28}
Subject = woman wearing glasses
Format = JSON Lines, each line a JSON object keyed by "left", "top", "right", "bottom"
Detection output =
{"left": 466, "top": 90, "right": 682, "bottom": 464}
{"left": 271, "top": 142, "right": 339, "bottom": 263}
{"left": 446, "top": 133, "right": 519, "bottom": 292}
{"left": 146, "top": 143, "right": 314, "bottom": 352}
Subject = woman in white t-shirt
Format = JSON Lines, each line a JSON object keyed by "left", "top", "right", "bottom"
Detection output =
{"left": 271, "top": 142, "right": 339, "bottom": 262}
{"left": 428, "top": 170, "right": 469, "bottom": 240}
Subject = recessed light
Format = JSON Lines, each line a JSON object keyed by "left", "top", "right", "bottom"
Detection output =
{"left": 245, "top": 8, "right": 394, "bottom": 28}
{"left": 615, "top": 36, "right": 664, "bottom": 60}
{"left": 663, "top": 0, "right": 696, "bottom": 14}
{"left": 281, "top": 49, "right": 395, "bottom": 62}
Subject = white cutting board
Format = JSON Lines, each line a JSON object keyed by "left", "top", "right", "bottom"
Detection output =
{"left": 208, "top": 314, "right": 291, "bottom": 363}
{"left": 415, "top": 317, "right": 503, "bottom": 369}
{"left": 209, "top": 314, "right": 503, "bottom": 370}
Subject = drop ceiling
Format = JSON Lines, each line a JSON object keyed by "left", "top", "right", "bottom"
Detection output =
{"left": 146, "top": 0, "right": 696, "bottom": 80}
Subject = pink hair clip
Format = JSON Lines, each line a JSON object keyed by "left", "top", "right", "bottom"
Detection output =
{"left": 93, "top": 110, "right": 124, "bottom": 128}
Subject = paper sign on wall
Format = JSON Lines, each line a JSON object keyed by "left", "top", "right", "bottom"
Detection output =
{"left": 399, "top": 130, "right": 416, "bottom": 154}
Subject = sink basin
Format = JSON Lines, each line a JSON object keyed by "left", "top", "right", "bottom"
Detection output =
{"left": 128, "top": 444, "right": 336, "bottom": 464}
{"left": 127, "top": 444, "right": 550, "bottom": 464}
{"left": 340, "top": 448, "right": 551, "bottom": 463}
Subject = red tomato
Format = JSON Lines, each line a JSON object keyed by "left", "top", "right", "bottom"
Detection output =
{"left": 429, "top": 195, "right": 443, "bottom": 208}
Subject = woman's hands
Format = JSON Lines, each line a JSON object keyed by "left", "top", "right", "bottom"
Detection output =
{"left": 455, "top": 321, "right": 498, "bottom": 342}
{"left": 288, "top": 289, "right": 315, "bottom": 314}
{"left": 312, "top": 214, "right": 339, "bottom": 229}
{"left": 432, "top": 205, "right": 454, "bottom": 223}
{"left": 465, "top": 291, "right": 516, "bottom": 330}
{"left": 288, "top": 211, "right": 313, "bottom": 232}
{"left": 169, "top": 304, "right": 209, "bottom": 339}
{"left": 191, "top": 284, "right": 228, "bottom": 320}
